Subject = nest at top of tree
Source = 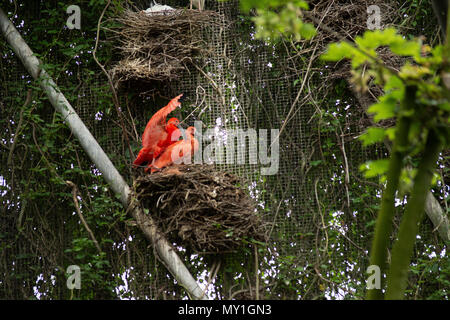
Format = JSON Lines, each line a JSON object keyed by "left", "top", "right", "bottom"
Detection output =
{"left": 109, "top": 8, "right": 221, "bottom": 85}
{"left": 131, "top": 165, "right": 267, "bottom": 254}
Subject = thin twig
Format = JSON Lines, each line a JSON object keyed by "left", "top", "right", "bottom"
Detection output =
{"left": 66, "top": 181, "right": 102, "bottom": 254}
{"left": 92, "top": 0, "right": 135, "bottom": 167}
{"left": 8, "top": 88, "right": 32, "bottom": 166}
{"left": 271, "top": 41, "right": 319, "bottom": 148}
{"left": 254, "top": 244, "right": 259, "bottom": 300}
{"left": 314, "top": 177, "right": 328, "bottom": 253}
{"left": 201, "top": 260, "right": 221, "bottom": 299}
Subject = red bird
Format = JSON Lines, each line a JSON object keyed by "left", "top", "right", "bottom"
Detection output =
{"left": 133, "top": 94, "right": 183, "bottom": 168}
{"left": 156, "top": 117, "right": 182, "bottom": 150}
{"left": 149, "top": 126, "right": 199, "bottom": 173}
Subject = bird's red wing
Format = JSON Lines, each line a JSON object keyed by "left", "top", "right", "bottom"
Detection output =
{"left": 152, "top": 145, "right": 164, "bottom": 161}
{"left": 142, "top": 125, "right": 166, "bottom": 149}
{"left": 133, "top": 147, "right": 154, "bottom": 166}
{"left": 150, "top": 94, "right": 183, "bottom": 127}
{"left": 141, "top": 94, "right": 182, "bottom": 147}
{"left": 149, "top": 139, "right": 184, "bottom": 173}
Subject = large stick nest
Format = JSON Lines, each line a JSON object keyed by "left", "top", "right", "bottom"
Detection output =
{"left": 302, "top": 0, "right": 407, "bottom": 129}
{"left": 305, "top": 0, "right": 405, "bottom": 79}
{"left": 132, "top": 165, "right": 267, "bottom": 254}
{"left": 109, "top": 8, "right": 221, "bottom": 84}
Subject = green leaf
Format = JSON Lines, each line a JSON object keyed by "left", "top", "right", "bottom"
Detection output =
{"left": 384, "top": 75, "right": 404, "bottom": 92}
{"left": 385, "top": 127, "right": 396, "bottom": 141}
{"left": 359, "top": 127, "right": 386, "bottom": 146}
{"left": 438, "top": 102, "right": 450, "bottom": 111}
{"left": 310, "top": 160, "right": 323, "bottom": 166}
{"left": 355, "top": 32, "right": 381, "bottom": 51}
{"left": 350, "top": 50, "right": 371, "bottom": 68}
{"left": 321, "top": 42, "right": 355, "bottom": 61}
{"left": 390, "top": 39, "right": 421, "bottom": 59}
{"left": 359, "top": 159, "right": 390, "bottom": 178}
{"left": 299, "top": 22, "right": 316, "bottom": 39}
{"left": 368, "top": 95, "right": 397, "bottom": 121}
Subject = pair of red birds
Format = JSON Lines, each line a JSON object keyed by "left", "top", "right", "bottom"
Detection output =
{"left": 133, "top": 94, "right": 199, "bottom": 173}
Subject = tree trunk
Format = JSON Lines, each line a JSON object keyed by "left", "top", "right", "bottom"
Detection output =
{"left": 348, "top": 82, "right": 449, "bottom": 243}
{"left": 0, "top": 7, "right": 207, "bottom": 300}
{"left": 386, "top": 130, "right": 443, "bottom": 299}
{"left": 366, "top": 86, "right": 417, "bottom": 300}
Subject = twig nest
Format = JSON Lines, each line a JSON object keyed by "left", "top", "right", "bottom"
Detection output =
{"left": 132, "top": 165, "right": 266, "bottom": 253}
{"left": 109, "top": 8, "right": 220, "bottom": 84}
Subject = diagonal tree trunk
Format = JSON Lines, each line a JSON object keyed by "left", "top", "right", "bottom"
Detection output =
{"left": 0, "top": 7, "right": 207, "bottom": 300}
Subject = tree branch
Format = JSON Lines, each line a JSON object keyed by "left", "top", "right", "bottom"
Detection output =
{"left": 347, "top": 82, "right": 449, "bottom": 243}
{"left": 92, "top": 0, "right": 134, "bottom": 167}
{"left": 366, "top": 85, "right": 417, "bottom": 300}
{"left": 386, "top": 129, "right": 443, "bottom": 299}
{"left": 66, "top": 180, "right": 102, "bottom": 254}
{"left": 7, "top": 88, "right": 31, "bottom": 166}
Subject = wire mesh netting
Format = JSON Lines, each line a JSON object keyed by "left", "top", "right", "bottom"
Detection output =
{"left": 0, "top": 0, "right": 448, "bottom": 300}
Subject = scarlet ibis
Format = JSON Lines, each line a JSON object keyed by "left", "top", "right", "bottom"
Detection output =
{"left": 158, "top": 117, "right": 182, "bottom": 150}
{"left": 133, "top": 94, "right": 183, "bottom": 168}
{"left": 149, "top": 126, "right": 199, "bottom": 173}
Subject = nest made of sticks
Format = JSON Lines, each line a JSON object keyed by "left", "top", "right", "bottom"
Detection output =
{"left": 301, "top": 0, "right": 409, "bottom": 129}
{"left": 109, "top": 8, "right": 220, "bottom": 85}
{"left": 132, "top": 165, "right": 266, "bottom": 254}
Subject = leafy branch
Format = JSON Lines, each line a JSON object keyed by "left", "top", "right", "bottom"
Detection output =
{"left": 239, "top": 0, "right": 316, "bottom": 41}
{"left": 322, "top": 27, "right": 449, "bottom": 299}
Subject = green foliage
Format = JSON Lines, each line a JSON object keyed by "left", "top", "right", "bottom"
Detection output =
{"left": 323, "top": 23, "right": 449, "bottom": 299}
{"left": 359, "top": 159, "right": 390, "bottom": 179}
{"left": 397, "top": 0, "right": 441, "bottom": 43}
{"left": 240, "top": 0, "right": 316, "bottom": 41}
{"left": 323, "top": 27, "right": 449, "bottom": 178}
{"left": 0, "top": 0, "right": 131, "bottom": 299}
{"left": 359, "top": 127, "right": 388, "bottom": 147}
{"left": 322, "top": 28, "right": 422, "bottom": 64}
